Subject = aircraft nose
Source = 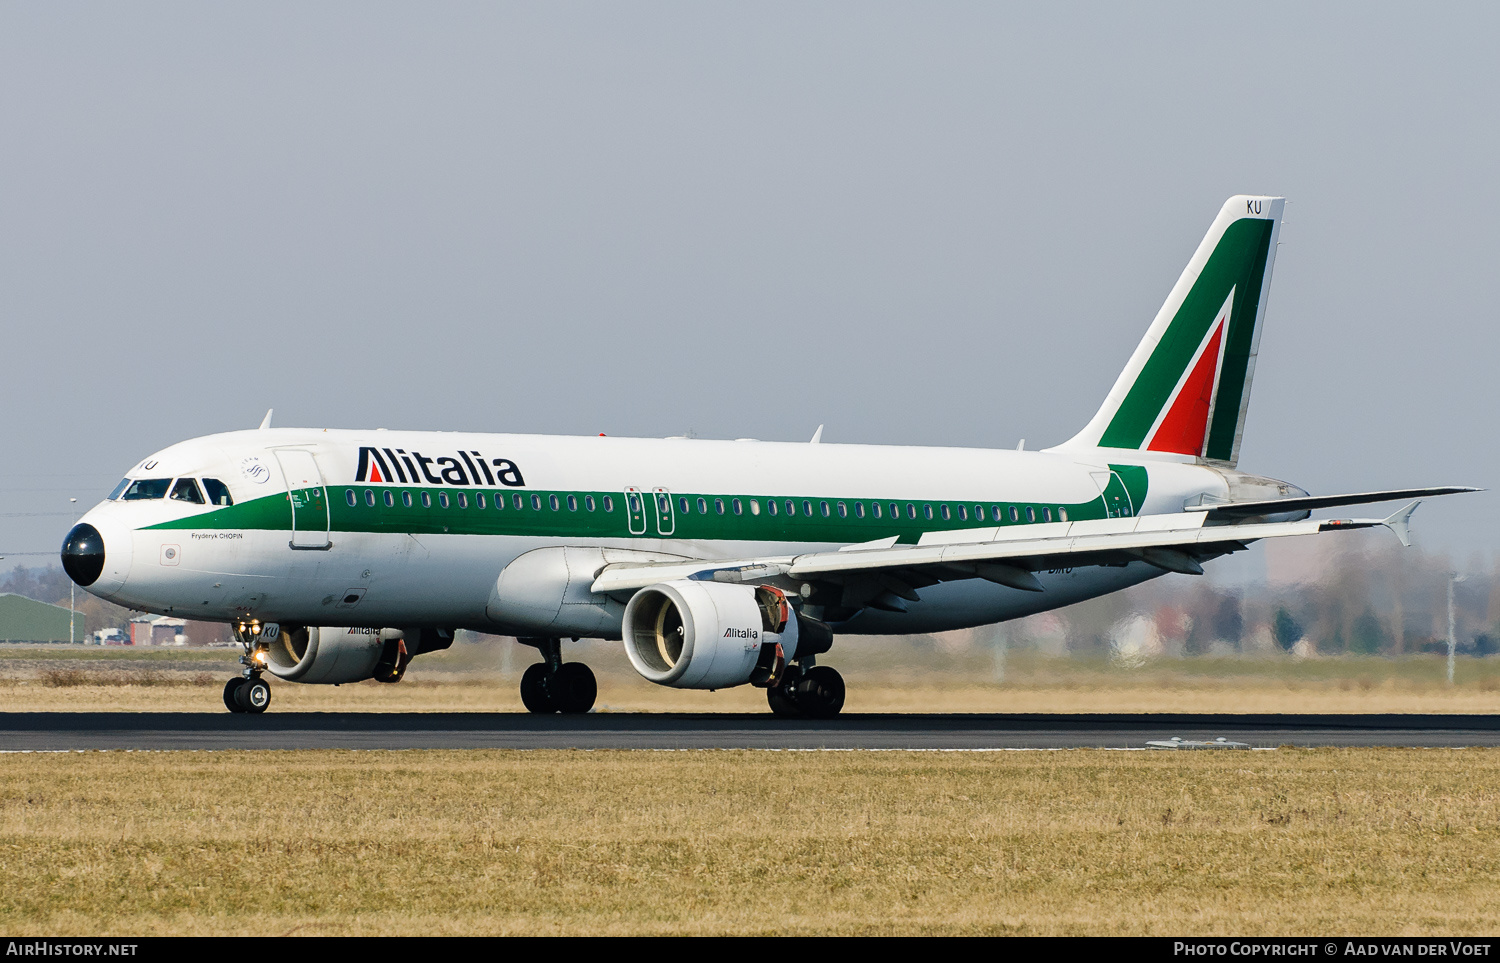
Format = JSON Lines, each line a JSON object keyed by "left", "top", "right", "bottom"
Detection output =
{"left": 61, "top": 523, "right": 106, "bottom": 587}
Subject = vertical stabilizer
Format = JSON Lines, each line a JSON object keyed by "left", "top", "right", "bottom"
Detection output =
{"left": 1052, "top": 195, "right": 1284, "bottom": 468}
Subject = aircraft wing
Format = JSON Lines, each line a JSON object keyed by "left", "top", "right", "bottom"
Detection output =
{"left": 589, "top": 501, "right": 1428, "bottom": 597}
{"left": 1185, "top": 487, "right": 1480, "bottom": 517}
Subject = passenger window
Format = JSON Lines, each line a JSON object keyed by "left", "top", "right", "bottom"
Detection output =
{"left": 365, "top": 490, "right": 376, "bottom": 507}
{"left": 201, "top": 478, "right": 234, "bottom": 506}
{"left": 384, "top": 491, "right": 395, "bottom": 508}
{"left": 439, "top": 493, "right": 450, "bottom": 509}
{"left": 476, "top": 493, "right": 486, "bottom": 509}
{"left": 750, "top": 499, "right": 760, "bottom": 515}
{"left": 1025, "top": 506, "right": 1035, "bottom": 522}
{"left": 678, "top": 497, "right": 689, "bottom": 514}
{"left": 1059, "top": 507, "right": 1068, "bottom": 521}
{"left": 872, "top": 502, "right": 882, "bottom": 519}
{"left": 957, "top": 505, "right": 967, "bottom": 520}
{"left": 697, "top": 497, "right": 708, "bottom": 514}
{"left": 515, "top": 494, "right": 526, "bottom": 510}
{"left": 940, "top": 504, "right": 950, "bottom": 521}
{"left": 715, "top": 498, "right": 725, "bottom": 515}
{"left": 602, "top": 495, "right": 614, "bottom": 512}
{"left": 836, "top": 501, "right": 847, "bottom": 518}
{"left": 122, "top": 479, "right": 171, "bottom": 501}
{"left": 345, "top": 489, "right": 356, "bottom": 507}
{"left": 906, "top": 503, "right": 917, "bottom": 520}
{"left": 567, "top": 495, "right": 577, "bottom": 511}
{"left": 532, "top": 494, "right": 543, "bottom": 510}
{"left": 548, "top": 494, "right": 560, "bottom": 511}
{"left": 402, "top": 491, "right": 413, "bottom": 508}
{"left": 923, "top": 504, "right": 933, "bottom": 520}
{"left": 976, "top": 504, "right": 985, "bottom": 520}
{"left": 785, "top": 500, "right": 796, "bottom": 516}
{"left": 1010, "top": 506, "right": 1021, "bottom": 522}
{"left": 732, "top": 498, "right": 743, "bottom": 515}
{"left": 768, "top": 499, "right": 778, "bottom": 516}
{"left": 585, "top": 495, "right": 596, "bottom": 512}
{"left": 458, "top": 492, "right": 469, "bottom": 509}
{"left": 1043, "top": 507, "right": 1053, "bottom": 522}
{"left": 854, "top": 502, "right": 865, "bottom": 519}
{"left": 421, "top": 492, "right": 432, "bottom": 508}
{"left": 169, "top": 479, "right": 205, "bottom": 504}
{"left": 803, "top": 500, "right": 813, "bottom": 517}
{"left": 628, "top": 493, "right": 641, "bottom": 513}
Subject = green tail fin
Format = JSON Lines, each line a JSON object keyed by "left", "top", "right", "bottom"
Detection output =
{"left": 1054, "top": 195, "right": 1284, "bottom": 468}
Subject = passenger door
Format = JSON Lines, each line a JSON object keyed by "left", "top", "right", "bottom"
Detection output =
{"left": 275, "top": 450, "right": 332, "bottom": 549}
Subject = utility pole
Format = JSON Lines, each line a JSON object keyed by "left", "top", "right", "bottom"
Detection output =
{"left": 68, "top": 497, "right": 78, "bottom": 645}
{"left": 1448, "top": 573, "right": 1467, "bottom": 686}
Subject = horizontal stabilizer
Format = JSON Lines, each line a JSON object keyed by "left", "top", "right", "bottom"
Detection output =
{"left": 1192, "top": 487, "right": 1479, "bottom": 518}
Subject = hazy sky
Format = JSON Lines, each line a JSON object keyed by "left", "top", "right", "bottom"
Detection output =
{"left": 2, "top": 3, "right": 1496, "bottom": 566}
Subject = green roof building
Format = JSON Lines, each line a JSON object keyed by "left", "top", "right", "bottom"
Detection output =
{"left": 0, "top": 594, "right": 86, "bottom": 643}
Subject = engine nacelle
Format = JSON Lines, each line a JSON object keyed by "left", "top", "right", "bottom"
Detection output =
{"left": 623, "top": 580, "right": 798, "bottom": 689}
{"left": 265, "top": 625, "right": 394, "bottom": 684}
{"left": 487, "top": 546, "right": 688, "bottom": 638}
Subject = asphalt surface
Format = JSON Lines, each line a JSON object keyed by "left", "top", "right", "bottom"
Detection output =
{"left": 3, "top": 711, "right": 1500, "bottom": 751}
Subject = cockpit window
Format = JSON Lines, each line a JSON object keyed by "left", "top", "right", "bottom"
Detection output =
{"left": 170, "top": 478, "right": 205, "bottom": 504}
{"left": 107, "top": 479, "right": 130, "bottom": 500}
{"left": 201, "top": 478, "right": 234, "bottom": 506}
{"left": 121, "top": 479, "right": 171, "bottom": 501}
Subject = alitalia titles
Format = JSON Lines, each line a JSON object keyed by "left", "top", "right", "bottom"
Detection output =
{"left": 356, "top": 447, "right": 525, "bottom": 488}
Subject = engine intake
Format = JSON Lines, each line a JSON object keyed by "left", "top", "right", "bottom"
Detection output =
{"left": 623, "top": 580, "right": 797, "bottom": 689}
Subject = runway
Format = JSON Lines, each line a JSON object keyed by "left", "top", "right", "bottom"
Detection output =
{"left": 3, "top": 711, "right": 1500, "bottom": 751}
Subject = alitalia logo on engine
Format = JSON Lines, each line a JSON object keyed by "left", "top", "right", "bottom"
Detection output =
{"left": 355, "top": 447, "right": 526, "bottom": 487}
{"left": 723, "top": 627, "right": 759, "bottom": 640}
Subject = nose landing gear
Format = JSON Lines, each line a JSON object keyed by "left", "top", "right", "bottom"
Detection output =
{"left": 224, "top": 619, "right": 276, "bottom": 714}
{"left": 517, "top": 637, "right": 597, "bottom": 714}
{"left": 223, "top": 675, "right": 272, "bottom": 714}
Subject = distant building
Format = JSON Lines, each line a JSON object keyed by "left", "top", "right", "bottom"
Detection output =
{"left": 0, "top": 594, "right": 86, "bottom": 643}
{"left": 128, "top": 616, "right": 187, "bottom": 646}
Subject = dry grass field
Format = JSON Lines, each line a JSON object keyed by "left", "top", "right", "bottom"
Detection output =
{"left": 3, "top": 640, "right": 1500, "bottom": 714}
{"left": 2, "top": 748, "right": 1498, "bottom": 935}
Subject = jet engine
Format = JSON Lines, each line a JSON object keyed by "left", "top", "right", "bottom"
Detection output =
{"left": 622, "top": 580, "right": 797, "bottom": 689}
{"left": 265, "top": 625, "right": 454, "bottom": 685}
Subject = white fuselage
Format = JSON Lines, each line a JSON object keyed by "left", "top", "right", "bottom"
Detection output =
{"left": 71, "top": 427, "right": 1270, "bottom": 637}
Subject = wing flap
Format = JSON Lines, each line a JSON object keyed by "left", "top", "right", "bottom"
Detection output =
{"left": 588, "top": 508, "right": 1402, "bottom": 594}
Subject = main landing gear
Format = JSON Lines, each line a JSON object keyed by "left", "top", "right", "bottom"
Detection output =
{"left": 517, "top": 637, "right": 597, "bottom": 714}
{"left": 766, "top": 661, "right": 845, "bottom": 719}
{"left": 224, "top": 619, "right": 274, "bottom": 714}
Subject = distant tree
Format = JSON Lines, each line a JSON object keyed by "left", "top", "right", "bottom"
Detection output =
{"left": 1274, "top": 607, "right": 1302, "bottom": 651}
{"left": 1350, "top": 608, "right": 1385, "bottom": 655}
{"left": 1474, "top": 633, "right": 1500, "bottom": 658}
{"left": 1211, "top": 595, "right": 1243, "bottom": 647}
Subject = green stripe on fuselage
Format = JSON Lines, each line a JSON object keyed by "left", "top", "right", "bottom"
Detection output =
{"left": 142, "top": 480, "right": 1146, "bottom": 543}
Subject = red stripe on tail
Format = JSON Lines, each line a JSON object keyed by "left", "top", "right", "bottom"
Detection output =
{"left": 1147, "top": 323, "right": 1224, "bottom": 456}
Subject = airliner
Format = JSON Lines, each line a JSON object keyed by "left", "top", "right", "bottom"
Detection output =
{"left": 59, "top": 196, "right": 1474, "bottom": 716}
